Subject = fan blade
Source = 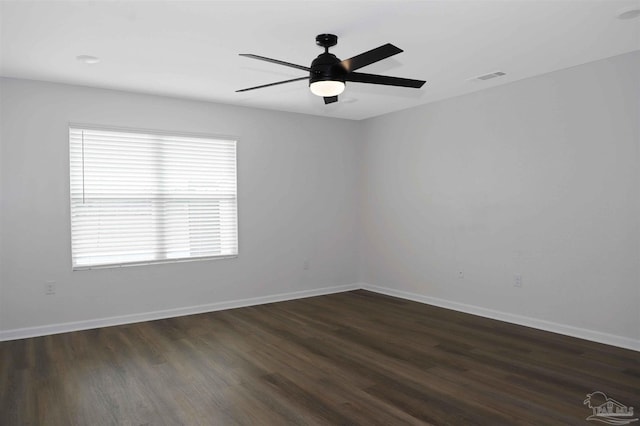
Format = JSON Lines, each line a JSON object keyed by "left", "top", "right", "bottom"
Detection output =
{"left": 344, "top": 72, "right": 425, "bottom": 88}
{"left": 339, "top": 43, "right": 403, "bottom": 72}
{"left": 324, "top": 96, "right": 338, "bottom": 104}
{"left": 236, "top": 76, "right": 309, "bottom": 93}
{"left": 239, "top": 54, "right": 310, "bottom": 72}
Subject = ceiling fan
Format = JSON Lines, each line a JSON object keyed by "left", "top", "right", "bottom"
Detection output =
{"left": 237, "top": 34, "right": 426, "bottom": 104}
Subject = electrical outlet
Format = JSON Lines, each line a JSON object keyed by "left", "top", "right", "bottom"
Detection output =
{"left": 45, "top": 281, "right": 56, "bottom": 295}
{"left": 458, "top": 271, "right": 464, "bottom": 279}
{"left": 303, "top": 260, "right": 310, "bottom": 270}
{"left": 514, "top": 274, "right": 523, "bottom": 288}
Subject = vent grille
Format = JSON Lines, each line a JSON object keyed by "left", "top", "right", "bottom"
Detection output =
{"left": 473, "top": 71, "right": 506, "bottom": 81}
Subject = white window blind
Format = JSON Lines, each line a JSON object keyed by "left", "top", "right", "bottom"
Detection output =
{"left": 69, "top": 126, "right": 238, "bottom": 269}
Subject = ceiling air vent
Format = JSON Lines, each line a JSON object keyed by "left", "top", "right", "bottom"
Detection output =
{"left": 473, "top": 71, "right": 506, "bottom": 81}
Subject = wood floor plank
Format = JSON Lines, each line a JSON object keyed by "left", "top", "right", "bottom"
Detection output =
{"left": 1, "top": 290, "right": 638, "bottom": 425}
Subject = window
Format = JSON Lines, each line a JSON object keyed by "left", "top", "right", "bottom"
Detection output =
{"left": 69, "top": 126, "right": 238, "bottom": 269}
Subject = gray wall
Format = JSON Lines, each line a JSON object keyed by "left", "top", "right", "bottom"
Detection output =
{"left": 360, "top": 51, "right": 640, "bottom": 343}
{"left": 1, "top": 51, "right": 638, "bottom": 347}
{"left": 0, "top": 78, "right": 361, "bottom": 332}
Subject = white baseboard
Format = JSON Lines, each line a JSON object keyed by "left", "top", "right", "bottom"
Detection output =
{"left": 2, "top": 282, "right": 637, "bottom": 352}
{"left": 0, "top": 283, "right": 359, "bottom": 342}
{"left": 361, "top": 283, "right": 640, "bottom": 352}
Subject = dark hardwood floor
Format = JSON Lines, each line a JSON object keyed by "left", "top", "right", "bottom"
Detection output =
{"left": 1, "top": 290, "right": 638, "bottom": 425}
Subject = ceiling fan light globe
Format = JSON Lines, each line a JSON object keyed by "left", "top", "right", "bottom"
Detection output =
{"left": 309, "top": 80, "right": 345, "bottom": 97}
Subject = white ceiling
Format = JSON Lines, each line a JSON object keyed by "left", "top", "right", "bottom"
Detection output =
{"left": 1, "top": 0, "right": 639, "bottom": 120}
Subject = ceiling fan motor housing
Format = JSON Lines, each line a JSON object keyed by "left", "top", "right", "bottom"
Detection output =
{"left": 309, "top": 52, "right": 346, "bottom": 86}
